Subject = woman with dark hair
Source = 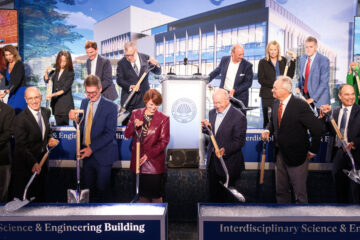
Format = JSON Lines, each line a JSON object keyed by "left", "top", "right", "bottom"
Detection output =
{"left": 44, "top": 50, "right": 74, "bottom": 125}
{"left": 0, "top": 45, "right": 27, "bottom": 114}
{"left": 124, "top": 89, "right": 170, "bottom": 203}
{"left": 258, "top": 40, "right": 296, "bottom": 128}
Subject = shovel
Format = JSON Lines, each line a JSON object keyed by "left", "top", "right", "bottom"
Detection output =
{"left": 326, "top": 111, "right": 360, "bottom": 184}
{"left": 203, "top": 124, "right": 245, "bottom": 202}
{"left": 67, "top": 109, "right": 90, "bottom": 203}
{"left": 117, "top": 64, "right": 155, "bottom": 125}
{"left": 5, "top": 143, "right": 58, "bottom": 212}
{"left": 131, "top": 121, "right": 143, "bottom": 203}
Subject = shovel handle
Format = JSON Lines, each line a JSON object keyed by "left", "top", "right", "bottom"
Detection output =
{"left": 136, "top": 141, "right": 140, "bottom": 174}
{"left": 76, "top": 128, "right": 81, "bottom": 160}
{"left": 260, "top": 143, "right": 266, "bottom": 184}
{"left": 39, "top": 152, "right": 49, "bottom": 168}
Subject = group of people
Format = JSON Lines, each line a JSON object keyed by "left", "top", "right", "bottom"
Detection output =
{"left": 0, "top": 35, "right": 359, "bottom": 205}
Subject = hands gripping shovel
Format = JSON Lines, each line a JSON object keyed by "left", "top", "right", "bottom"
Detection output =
{"left": 203, "top": 124, "right": 245, "bottom": 202}
{"left": 67, "top": 109, "right": 90, "bottom": 203}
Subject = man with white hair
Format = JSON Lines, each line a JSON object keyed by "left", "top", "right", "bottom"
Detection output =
{"left": 202, "top": 88, "right": 247, "bottom": 202}
{"left": 261, "top": 76, "right": 321, "bottom": 203}
{"left": 209, "top": 43, "right": 253, "bottom": 112}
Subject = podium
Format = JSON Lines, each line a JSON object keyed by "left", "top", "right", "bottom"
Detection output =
{"left": 161, "top": 75, "right": 206, "bottom": 168}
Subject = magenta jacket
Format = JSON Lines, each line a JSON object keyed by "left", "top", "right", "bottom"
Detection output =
{"left": 124, "top": 108, "right": 170, "bottom": 174}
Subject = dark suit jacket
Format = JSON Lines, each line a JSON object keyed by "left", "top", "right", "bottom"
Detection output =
{"left": 0, "top": 102, "right": 15, "bottom": 165}
{"left": 258, "top": 57, "right": 295, "bottom": 99}
{"left": 116, "top": 53, "right": 161, "bottom": 109}
{"left": 86, "top": 55, "right": 118, "bottom": 101}
{"left": 206, "top": 105, "right": 247, "bottom": 177}
{"left": 124, "top": 108, "right": 170, "bottom": 174}
{"left": 46, "top": 69, "right": 74, "bottom": 116}
{"left": 80, "top": 97, "right": 118, "bottom": 166}
{"left": 209, "top": 56, "right": 253, "bottom": 106}
{"left": 3, "top": 61, "right": 26, "bottom": 95}
{"left": 267, "top": 95, "right": 322, "bottom": 166}
{"left": 328, "top": 104, "right": 360, "bottom": 168}
{"left": 13, "top": 107, "right": 52, "bottom": 174}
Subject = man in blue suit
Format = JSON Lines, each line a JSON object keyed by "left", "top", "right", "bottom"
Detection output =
{"left": 209, "top": 44, "right": 253, "bottom": 111}
{"left": 296, "top": 36, "right": 330, "bottom": 110}
{"left": 201, "top": 88, "right": 247, "bottom": 202}
{"left": 69, "top": 75, "right": 118, "bottom": 202}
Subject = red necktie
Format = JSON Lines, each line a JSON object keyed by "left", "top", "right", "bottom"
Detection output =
{"left": 304, "top": 57, "right": 311, "bottom": 94}
{"left": 278, "top": 103, "right": 283, "bottom": 128}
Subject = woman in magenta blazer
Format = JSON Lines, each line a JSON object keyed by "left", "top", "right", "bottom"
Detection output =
{"left": 124, "top": 89, "right": 170, "bottom": 203}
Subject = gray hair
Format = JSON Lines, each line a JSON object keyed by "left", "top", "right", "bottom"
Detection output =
{"left": 276, "top": 75, "right": 292, "bottom": 93}
{"left": 213, "top": 88, "right": 229, "bottom": 99}
{"left": 124, "top": 41, "right": 137, "bottom": 52}
{"left": 230, "top": 43, "right": 244, "bottom": 53}
{"left": 25, "top": 86, "right": 41, "bottom": 98}
{"left": 338, "top": 83, "right": 354, "bottom": 95}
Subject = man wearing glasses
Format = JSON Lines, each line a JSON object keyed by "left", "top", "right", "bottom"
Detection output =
{"left": 10, "top": 87, "right": 58, "bottom": 202}
{"left": 69, "top": 75, "right": 118, "bottom": 202}
{"left": 116, "top": 41, "right": 161, "bottom": 125}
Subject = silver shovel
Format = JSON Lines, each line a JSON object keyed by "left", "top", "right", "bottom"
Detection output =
{"left": 204, "top": 124, "right": 245, "bottom": 202}
{"left": 5, "top": 143, "right": 58, "bottom": 212}
{"left": 67, "top": 109, "right": 90, "bottom": 203}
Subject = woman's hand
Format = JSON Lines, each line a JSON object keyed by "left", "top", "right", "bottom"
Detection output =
{"left": 140, "top": 154, "right": 148, "bottom": 166}
{"left": 135, "top": 119, "right": 143, "bottom": 127}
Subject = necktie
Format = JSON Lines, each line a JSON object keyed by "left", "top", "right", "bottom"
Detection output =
{"left": 133, "top": 63, "right": 139, "bottom": 76}
{"left": 277, "top": 102, "right": 283, "bottom": 128}
{"left": 337, "top": 108, "right": 348, "bottom": 147}
{"left": 37, "top": 111, "right": 43, "bottom": 139}
{"left": 85, "top": 102, "right": 93, "bottom": 146}
{"left": 304, "top": 57, "right": 311, "bottom": 94}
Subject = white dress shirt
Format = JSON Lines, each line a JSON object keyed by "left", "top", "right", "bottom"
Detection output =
{"left": 224, "top": 60, "right": 240, "bottom": 91}
{"left": 90, "top": 54, "right": 98, "bottom": 75}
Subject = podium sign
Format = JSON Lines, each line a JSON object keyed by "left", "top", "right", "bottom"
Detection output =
{"left": 161, "top": 76, "right": 206, "bottom": 166}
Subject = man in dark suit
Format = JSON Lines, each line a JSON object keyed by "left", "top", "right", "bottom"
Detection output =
{"left": 85, "top": 40, "right": 118, "bottom": 101}
{"left": 262, "top": 76, "right": 321, "bottom": 203}
{"left": 320, "top": 84, "right": 360, "bottom": 203}
{"left": 201, "top": 88, "right": 247, "bottom": 202}
{"left": 116, "top": 41, "right": 161, "bottom": 122}
{"left": 10, "top": 87, "right": 58, "bottom": 202}
{"left": 0, "top": 101, "right": 14, "bottom": 202}
{"left": 69, "top": 75, "right": 118, "bottom": 202}
{"left": 209, "top": 44, "right": 253, "bottom": 110}
{"left": 295, "top": 36, "right": 330, "bottom": 110}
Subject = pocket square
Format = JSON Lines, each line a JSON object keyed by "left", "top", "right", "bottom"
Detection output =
{"left": 239, "top": 73, "right": 245, "bottom": 77}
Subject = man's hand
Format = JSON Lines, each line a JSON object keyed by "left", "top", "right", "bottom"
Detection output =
{"left": 261, "top": 131, "right": 269, "bottom": 141}
{"left": 32, "top": 163, "right": 41, "bottom": 174}
{"left": 307, "top": 152, "right": 315, "bottom": 160}
{"left": 319, "top": 104, "right": 331, "bottom": 118}
{"left": 140, "top": 154, "right": 148, "bottom": 166}
{"left": 295, "top": 88, "right": 301, "bottom": 94}
{"left": 80, "top": 146, "right": 93, "bottom": 159}
{"left": 306, "top": 98, "right": 314, "bottom": 104}
{"left": 229, "top": 89, "right": 235, "bottom": 97}
{"left": 68, "top": 109, "right": 79, "bottom": 121}
{"left": 346, "top": 142, "right": 355, "bottom": 151}
{"left": 148, "top": 57, "right": 159, "bottom": 67}
{"left": 215, "top": 147, "right": 225, "bottom": 158}
{"left": 201, "top": 120, "right": 211, "bottom": 128}
{"left": 48, "top": 138, "right": 59, "bottom": 147}
{"left": 130, "top": 85, "right": 139, "bottom": 92}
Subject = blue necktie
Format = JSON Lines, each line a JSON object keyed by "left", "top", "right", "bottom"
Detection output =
{"left": 337, "top": 108, "right": 348, "bottom": 147}
{"left": 38, "top": 111, "right": 43, "bottom": 139}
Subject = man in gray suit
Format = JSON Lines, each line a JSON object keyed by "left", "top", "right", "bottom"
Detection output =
{"left": 85, "top": 40, "right": 118, "bottom": 101}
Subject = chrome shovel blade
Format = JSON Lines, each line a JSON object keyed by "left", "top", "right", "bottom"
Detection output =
{"left": 227, "top": 187, "right": 246, "bottom": 202}
{"left": 67, "top": 189, "right": 90, "bottom": 203}
{"left": 117, "top": 111, "right": 130, "bottom": 125}
{"left": 4, "top": 198, "right": 31, "bottom": 212}
{"left": 343, "top": 169, "right": 360, "bottom": 184}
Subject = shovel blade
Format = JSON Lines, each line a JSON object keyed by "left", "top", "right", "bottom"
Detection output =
{"left": 117, "top": 111, "right": 130, "bottom": 125}
{"left": 67, "top": 189, "right": 90, "bottom": 203}
{"left": 4, "top": 198, "right": 30, "bottom": 212}
{"left": 343, "top": 169, "right": 360, "bottom": 184}
{"left": 227, "top": 187, "right": 246, "bottom": 202}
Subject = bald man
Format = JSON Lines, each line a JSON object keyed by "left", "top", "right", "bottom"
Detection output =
{"left": 209, "top": 44, "right": 253, "bottom": 111}
{"left": 201, "top": 88, "right": 247, "bottom": 202}
{"left": 10, "top": 87, "right": 58, "bottom": 202}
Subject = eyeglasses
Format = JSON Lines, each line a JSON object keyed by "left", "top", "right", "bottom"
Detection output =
{"left": 85, "top": 90, "right": 99, "bottom": 96}
{"left": 125, "top": 53, "right": 135, "bottom": 58}
{"left": 26, "top": 96, "right": 41, "bottom": 101}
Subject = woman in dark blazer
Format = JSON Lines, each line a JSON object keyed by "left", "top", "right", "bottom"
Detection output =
{"left": 44, "top": 50, "right": 74, "bottom": 125}
{"left": 124, "top": 89, "right": 170, "bottom": 203}
{"left": 258, "top": 40, "right": 296, "bottom": 127}
{"left": 0, "top": 45, "right": 27, "bottom": 114}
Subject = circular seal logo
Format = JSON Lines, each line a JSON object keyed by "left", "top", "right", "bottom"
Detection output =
{"left": 171, "top": 98, "right": 197, "bottom": 123}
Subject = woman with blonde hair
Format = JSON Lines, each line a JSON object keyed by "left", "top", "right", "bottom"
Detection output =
{"left": 258, "top": 40, "right": 296, "bottom": 127}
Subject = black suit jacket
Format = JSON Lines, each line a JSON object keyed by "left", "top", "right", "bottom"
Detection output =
{"left": 329, "top": 104, "right": 360, "bottom": 167}
{"left": 3, "top": 61, "right": 26, "bottom": 95}
{"left": 267, "top": 95, "right": 322, "bottom": 166}
{"left": 46, "top": 69, "right": 74, "bottom": 115}
{"left": 0, "top": 102, "right": 15, "bottom": 165}
{"left": 86, "top": 55, "right": 118, "bottom": 101}
{"left": 116, "top": 53, "right": 161, "bottom": 109}
{"left": 209, "top": 56, "right": 253, "bottom": 106}
{"left": 206, "top": 106, "right": 247, "bottom": 177}
{"left": 13, "top": 107, "right": 52, "bottom": 174}
{"left": 258, "top": 57, "right": 295, "bottom": 99}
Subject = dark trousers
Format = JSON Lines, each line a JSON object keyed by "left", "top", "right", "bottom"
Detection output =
{"left": 83, "top": 155, "right": 113, "bottom": 203}
{"left": 332, "top": 148, "right": 360, "bottom": 203}
{"left": 207, "top": 154, "right": 240, "bottom": 203}
{"left": 261, "top": 98, "right": 274, "bottom": 128}
{"left": 55, "top": 115, "right": 69, "bottom": 126}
